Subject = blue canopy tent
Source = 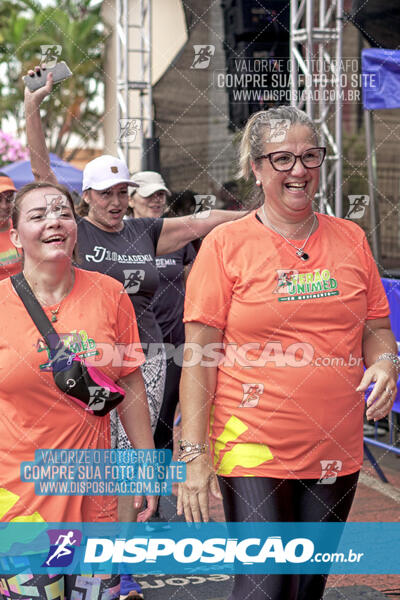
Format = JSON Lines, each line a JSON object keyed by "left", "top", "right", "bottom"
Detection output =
{"left": 2, "top": 153, "right": 83, "bottom": 194}
{"left": 361, "top": 48, "right": 400, "bottom": 268}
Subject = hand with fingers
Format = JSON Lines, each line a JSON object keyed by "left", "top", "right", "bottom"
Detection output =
{"left": 24, "top": 65, "right": 54, "bottom": 107}
{"left": 135, "top": 495, "right": 159, "bottom": 522}
{"left": 357, "top": 359, "right": 398, "bottom": 421}
{"left": 177, "top": 453, "right": 221, "bottom": 523}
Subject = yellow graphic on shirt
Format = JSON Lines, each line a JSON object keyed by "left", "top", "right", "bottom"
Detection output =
{"left": 213, "top": 415, "right": 273, "bottom": 476}
{"left": 0, "top": 488, "right": 44, "bottom": 522}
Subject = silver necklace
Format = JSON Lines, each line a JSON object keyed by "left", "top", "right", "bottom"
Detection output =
{"left": 260, "top": 205, "right": 316, "bottom": 261}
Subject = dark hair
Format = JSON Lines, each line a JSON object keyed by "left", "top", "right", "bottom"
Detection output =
{"left": 12, "top": 181, "right": 80, "bottom": 262}
{"left": 76, "top": 190, "right": 89, "bottom": 217}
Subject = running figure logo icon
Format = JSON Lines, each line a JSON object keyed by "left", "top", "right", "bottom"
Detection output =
{"left": 193, "top": 195, "right": 216, "bottom": 218}
{"left": 42, "top": 529, "right": 82, "bottom": 567}
{"left": 191, "top": 45, "right": 215, "bottom": 69}
{"left": 117, "top": 118, "right": 140, "bottom": 143}
{"left": 88, "top": 386, "right": 110, "bottom": 412}
{"left": 345, "top": 195, "right": 370, "bottom": 219}
{"left": 317, "top": 460, "right": 342, "bottom": 484}
{"left": 267, "top": 119, "right": 291, "bottom": 143}
{"left": 43, "top": 194, "right": 69, "bottom": 220}
{"left": 240, "top": 383, "right": 264, "bottom": 408}
{"left": 40, "top": 45, "right": 62, "bottom": 69}
{"left": 123, "top": 269, "right": 145, "bottom": 294}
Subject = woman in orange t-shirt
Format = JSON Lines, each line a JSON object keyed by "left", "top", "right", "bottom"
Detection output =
{"left": 0, "top": 181, "right": 154, "bottom": 599}
{"left": 178, "top": 107, "right": 399, "bottom": 600}
{"left": 0, "top": 173, "right": 22, "bottom": 280}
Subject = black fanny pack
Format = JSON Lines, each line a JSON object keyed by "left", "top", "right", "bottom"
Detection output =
{"left": 11, "top": 272, "right": 125, "bottom": 417}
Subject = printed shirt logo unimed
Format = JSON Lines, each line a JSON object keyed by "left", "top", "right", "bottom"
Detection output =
{"left": 275, "top": 268, "right": 340, "bottom": 302}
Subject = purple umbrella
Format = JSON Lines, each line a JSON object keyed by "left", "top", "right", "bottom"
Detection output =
{"left": 2, "top": 153, "right": 83, "bottom": 194}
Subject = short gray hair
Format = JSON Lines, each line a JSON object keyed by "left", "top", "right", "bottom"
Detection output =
{"left": 238, "top": 106, "right": 319, "bottom": 180}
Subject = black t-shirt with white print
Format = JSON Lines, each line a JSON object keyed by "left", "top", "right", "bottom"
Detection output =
{"left": 77, "top": 217, "right": 163, "bottom": 353}
{"left": 150, "top": 243, "right": 197, "bottom": 340}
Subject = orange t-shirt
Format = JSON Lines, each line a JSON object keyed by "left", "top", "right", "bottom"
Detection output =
{"left": 184, "top": 212, "right": 389, "bottom": 479}
{"left": 0, "top": 223, "right": 22, "bottom": 280}
{"left": 0, "top": 268, "right": 144, "bottom": 522}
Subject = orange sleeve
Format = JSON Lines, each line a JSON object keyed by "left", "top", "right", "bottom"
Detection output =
{"left": 116, "top": 288, "right": 146, "bottom": 377}
{"left": 363, "top": 234, "right": 390, "bottom": 319}
{"left": 184, "top": 231, "right": 234, "bottom": 330}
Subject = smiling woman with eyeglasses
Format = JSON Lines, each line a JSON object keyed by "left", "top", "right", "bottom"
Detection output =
{"left": 256, "top": 146, "right": 326, "bottom": 172}
{"left": 178, "top": 106, "right": 398, "bottom": 600}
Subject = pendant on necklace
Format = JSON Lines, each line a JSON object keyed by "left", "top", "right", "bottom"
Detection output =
{"left": 51, "top": 314, "right": 58, "bottom": 323}
{"left": 296, "top": 250, "right": 309, "bottom": 261}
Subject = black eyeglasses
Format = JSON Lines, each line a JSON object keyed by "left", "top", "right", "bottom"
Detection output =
{"left": 256, "top": 147, "right": 326, "bottom": 172}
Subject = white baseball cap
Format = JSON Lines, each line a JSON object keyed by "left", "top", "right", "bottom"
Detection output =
{"left": 82, "top": 155, "right": 138, "bottom": 192}
{"left": 132, "top": 171, "right": 171, "bottom": 197}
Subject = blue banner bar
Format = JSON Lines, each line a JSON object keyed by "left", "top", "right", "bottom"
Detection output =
{"left": 0, "top": 522, "right": 399, "bottom": 574}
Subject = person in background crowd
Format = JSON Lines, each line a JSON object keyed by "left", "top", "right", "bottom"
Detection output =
{"left": 24, "top": 66, "right": 246, "bottom": 600}
{"left": 0, "top": 173, "right": 22, "bottom": 279}
{"left": 178, "top": 106, "right": 399, "bottom": 600}
{"left": 129, "top": 171, "right": 197, "bottom": 455}
{"left": 0, "top": 181, "right": 154, "bottom": 600}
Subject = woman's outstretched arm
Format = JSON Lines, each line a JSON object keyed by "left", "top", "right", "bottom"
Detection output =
{"left": 24, "top": 66, "right": 58, "bottom": 184}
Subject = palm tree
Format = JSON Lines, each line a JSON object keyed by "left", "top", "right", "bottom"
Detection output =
{"left": 0, "top": 0, "right": 110, "bottom": 157}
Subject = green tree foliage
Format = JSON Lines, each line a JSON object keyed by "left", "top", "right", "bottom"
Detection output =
{"left": 0, "top": 0, "right": 109, "bottom": 157}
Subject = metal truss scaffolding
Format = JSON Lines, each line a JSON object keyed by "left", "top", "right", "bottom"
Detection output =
{"left": 116, "top": 0, "right": 152, "bottom": 170}
{"left": 290, "top": 0, "right": 344, "bottom": 217}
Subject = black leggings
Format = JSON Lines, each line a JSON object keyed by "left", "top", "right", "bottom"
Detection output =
{"left": 154, "top": 326, "right": 185, "bottom": 452}
{"left": 218, "top": 472, "right": 359, "bottom": 600}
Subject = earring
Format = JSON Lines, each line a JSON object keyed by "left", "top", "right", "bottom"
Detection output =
{"left": 256, "top": 179, "right": 261, "bottom": 186}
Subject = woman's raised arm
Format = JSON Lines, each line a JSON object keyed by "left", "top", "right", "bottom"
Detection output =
{"left": 24, "top": 67, "right": 58, "bottom": 185}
